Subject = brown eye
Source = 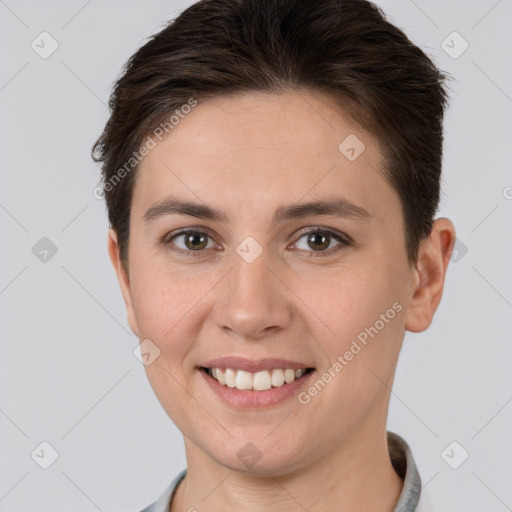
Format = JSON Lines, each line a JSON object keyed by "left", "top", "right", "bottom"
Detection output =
{"left": 293, "top": 228, "right": 349, "bottom": 256}
{"left": 166, "top": 229, "right": 216, "bottom": 256}
{"left": 306, "top": 232, "right": 331, "bottom": 251}
{"left": 183, "top": 230, "right": 209, "bottom": 250}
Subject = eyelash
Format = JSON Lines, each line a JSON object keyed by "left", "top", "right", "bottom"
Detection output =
{"left": 161, "top": 227, "right": 351, "bottom": 259}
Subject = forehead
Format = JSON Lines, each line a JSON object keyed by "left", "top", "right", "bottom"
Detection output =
{"left": 133, "top": 90, "right": 394, "bottom": 222}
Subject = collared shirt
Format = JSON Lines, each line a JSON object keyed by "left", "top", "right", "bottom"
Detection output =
{"left": 140, "top": 431, "right": 431, "bottom": 512}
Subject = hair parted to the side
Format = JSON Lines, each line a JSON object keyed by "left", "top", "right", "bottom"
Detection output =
{"left": 92, "top": 0, "right": 451, "bottom": 269}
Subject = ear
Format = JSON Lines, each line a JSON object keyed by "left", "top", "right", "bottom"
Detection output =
{"left": 405, "top": 217, "right": 456, "bottom": 333}
{"left": 107, "top": 228, "right": 140, "bottom": 337}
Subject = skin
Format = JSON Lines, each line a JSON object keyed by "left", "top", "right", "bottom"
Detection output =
{"left": 108, "top": 90, "right": 455, "bottom": 511}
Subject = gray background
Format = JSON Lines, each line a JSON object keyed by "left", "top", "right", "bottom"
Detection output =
{"left": 1, "top": 0, "right": 511, "bottom": 510}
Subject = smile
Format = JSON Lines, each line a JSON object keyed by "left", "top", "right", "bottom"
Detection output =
{"left": 202, "top": 367, "right": 315, "bottom": 391}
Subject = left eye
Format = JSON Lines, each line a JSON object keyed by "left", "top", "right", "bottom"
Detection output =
{"left": 293, "top": 229, "right": 348, "bottom": 255}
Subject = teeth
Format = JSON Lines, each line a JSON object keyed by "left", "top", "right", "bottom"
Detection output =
{"left": 284, "top": 369, "right": 295, "bottom": 383}
{"left": 235, "top": 370, "right": 253, "bottom": 390}
{"left": 207, "top": 367, "right": 310, "bottom": 391}
{"left": 253, "top": 370, "right": 272, "bottom": 391}
{"left": 225, "top": 368, "right": 236, "bottom": 388}
{"left": 214, "top": 368, "right": 226, "bottom": 386}
{"left": 271, "top": 369, "right": 285, "bottom": 387}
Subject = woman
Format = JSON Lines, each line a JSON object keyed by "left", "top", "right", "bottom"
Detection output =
{"left": 92, "top": 1, "right": 455, "bottom": 510}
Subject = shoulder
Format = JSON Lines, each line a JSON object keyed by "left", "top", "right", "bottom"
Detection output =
{"left": 139, "top": 469, "right": 187, "bottom": 512}
{"left": 415, "top": 488, "right": 435, "bottom": 512}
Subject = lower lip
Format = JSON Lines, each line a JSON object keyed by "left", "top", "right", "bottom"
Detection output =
{"left": 200, "top": 368, "right": 316, "bottom": 409}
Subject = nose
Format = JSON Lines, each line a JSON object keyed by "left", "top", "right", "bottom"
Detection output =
{"left": 212, "top": 246, "right": 292, "bottom": 340}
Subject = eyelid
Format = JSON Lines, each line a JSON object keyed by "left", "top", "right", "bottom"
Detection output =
{"left": 292, "top": 226, "right": 352, "bottom": 245}
{"left": 162, "top": 226, "right": 217, "bottom": 243}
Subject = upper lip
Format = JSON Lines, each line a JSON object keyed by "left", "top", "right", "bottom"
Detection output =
{"left": 200, "top": 357, "right": 315, "bottom": 372}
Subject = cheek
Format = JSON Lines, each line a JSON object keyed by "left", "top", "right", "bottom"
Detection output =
{"left": 128, "top": 272, "right": 185, "bottom": 380}
{"left": 296, "top": 266, "right": 405, "bottom": 426}
{"left": 128, "top": 265, "right": 205, "bottom": 426}
{"left": 129, "top": 258, "right": 200, "bottom": 337}
{"left": 302, "top": 263, "right": 400, "bottom": 342}
{"left": 302, "top": 259, "right": 407, "bottom": 405}
{"left": 128, "top": 261, "right": 217, "bottom": 379}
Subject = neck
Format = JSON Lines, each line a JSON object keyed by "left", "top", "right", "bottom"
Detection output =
{"left": 170, "top": 425, "right": 403, "bottom": 512}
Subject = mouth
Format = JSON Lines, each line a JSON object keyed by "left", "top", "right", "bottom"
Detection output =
{"left": 200, "top": 366, "right": 315, "bottom": 391}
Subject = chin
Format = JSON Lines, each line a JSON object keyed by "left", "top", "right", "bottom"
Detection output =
{"left": 209, "top": 442, "right": 310, "bottom": 477}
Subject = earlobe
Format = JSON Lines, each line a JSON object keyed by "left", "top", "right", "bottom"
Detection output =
{"left": 404, "top": 218, "right": 456, "bottom": 333}
{"left": 107, "top": 229, "right": 140, "bottom": 337}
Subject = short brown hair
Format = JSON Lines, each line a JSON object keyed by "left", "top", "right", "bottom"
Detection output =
{"left": 92, "top": 0, "right": 451, "bottom": 267}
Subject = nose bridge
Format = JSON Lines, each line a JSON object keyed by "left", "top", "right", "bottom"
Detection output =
{"left": 215, "top": 241, "right": 291, "bottom": 339}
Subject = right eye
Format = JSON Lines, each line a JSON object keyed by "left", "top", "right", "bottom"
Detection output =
{"left": 164, "top": 228, "right": 218, "bottom": 257}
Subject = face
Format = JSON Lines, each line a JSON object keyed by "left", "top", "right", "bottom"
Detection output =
{"left": 109, "top": 90, "right": 447, "bottom": 475}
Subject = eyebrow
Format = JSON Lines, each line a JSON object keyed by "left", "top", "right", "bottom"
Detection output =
{"left": 142, "top": 195, "right": 372, "bottom": 225}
